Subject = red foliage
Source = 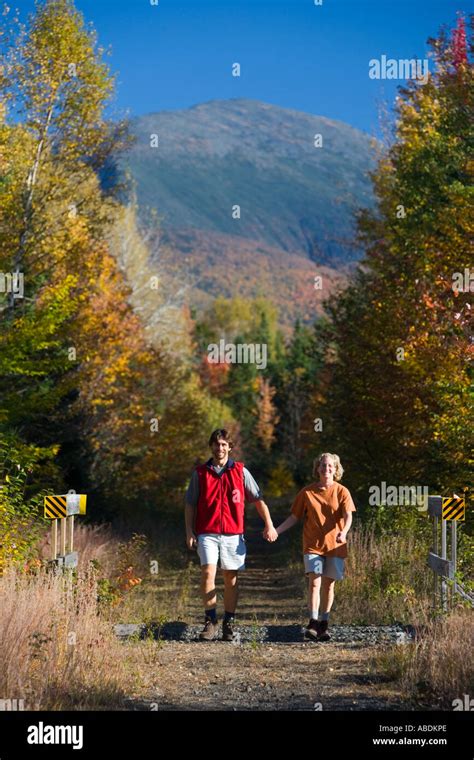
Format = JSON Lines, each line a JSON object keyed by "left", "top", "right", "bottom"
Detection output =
{"left": 453, "top": 15, "right": 468, "bottom": 69}
{"left": 199, "top": 356, "right": 230, "bottom": 393}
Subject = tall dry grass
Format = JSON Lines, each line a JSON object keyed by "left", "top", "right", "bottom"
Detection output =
{"left": 0, "top": 564, "right": 137, "bottom": 710}
{"left": 377, "top": 609, "right": 474, "bottom": 706}
{"left": 38, "top": 522, "right": 119, "bottom": 573}
{"left": 3, "top": 518, "right": 471, "bottom": 710}
{"left": 335, "top": 526, "right": 432, "bottom": 623}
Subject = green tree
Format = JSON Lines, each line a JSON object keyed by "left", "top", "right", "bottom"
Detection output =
{"left": 0, "top": 0, "right": 233, "bottom": 532}
{"left": 316, "top": 16, "right": 473, "bottom": 506}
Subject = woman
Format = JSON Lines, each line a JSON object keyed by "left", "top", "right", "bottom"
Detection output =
{"left": 276, "top": 452, "right": 356, "bottom": 641}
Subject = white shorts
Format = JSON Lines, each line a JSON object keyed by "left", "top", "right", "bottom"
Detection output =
{"left": 197, "top": 533, "right": 246, "bottom": 570}
{"left": 304, "top": 553, "right": 345, "bottom": 580}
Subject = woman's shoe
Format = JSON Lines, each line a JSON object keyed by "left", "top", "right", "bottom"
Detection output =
{"left": 317, "top": 619, "right": 331, "bottom": 641}
{"left": 304, "top": 618, "right": 320, "bottom": 640}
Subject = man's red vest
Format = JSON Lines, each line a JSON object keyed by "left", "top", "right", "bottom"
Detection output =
{"left": 195, "top": 459, "right": 246, "bottom": 535}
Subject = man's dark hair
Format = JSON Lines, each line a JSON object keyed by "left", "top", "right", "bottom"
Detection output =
{"left": 208, "top": 429, "right": 234, "bottom": 449}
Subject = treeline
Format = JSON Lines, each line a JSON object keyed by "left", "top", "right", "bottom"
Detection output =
{"left": 192, "top": 16, "right": 473, "bottom": 515}
{"left": 0, "top": 1, "right": 472, "bottom": 571}
{"left": 0, "top": 0, "right": 227, "bottom": 567}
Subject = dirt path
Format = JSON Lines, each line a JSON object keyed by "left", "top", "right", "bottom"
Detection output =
{"left": 123, "top": 637, "right": 416, "bottom": 711}
{"left": 119, "top": 517, "right": 423, "bottom": 711}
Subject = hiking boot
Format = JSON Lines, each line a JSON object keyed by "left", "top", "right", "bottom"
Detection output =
{"left": 304, "top": 618, "right": 320, "bottom": 641}
{"left": 317, "top": 619, "right": 331, "bottom": 642}
{"left": 222, "top": 619, "right": 235, "bottom": 641}
{"left": 199, "top": 618, "right": 219, "bottom": 641}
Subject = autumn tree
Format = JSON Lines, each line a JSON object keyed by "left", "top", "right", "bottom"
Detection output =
{"left": 193, "top": 297, "right": 281, "bottom": 465}
{"left": 0, "top": 0, "right": 231, "bottom": 541}
{"left": 271, "top": 320, "right": 323, "bottom": 483}
{"left": 254, "top": 377, "right": 279, "bottom": 452}
{"left": 316, "top": 15, "right": 473, "bottom": 502}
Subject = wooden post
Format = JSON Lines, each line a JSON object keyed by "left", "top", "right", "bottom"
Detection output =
{"left": 60, "top": 518, "right": 66, "bottom": 557}
{"left": 441, "top": 518, "right": 447, "bottom": 612}
{"left": 51, "top": 519, "right": 58, "bottom": 561}
{"left": 452, "top": 521, "right": 457, "bottom": 599}
{"left": 433, "top": 514, "right": 438, "bottom": 611}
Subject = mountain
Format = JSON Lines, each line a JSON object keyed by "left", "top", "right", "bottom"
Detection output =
{"left": 118, "top": 98, "right": 378, "bottom": 325}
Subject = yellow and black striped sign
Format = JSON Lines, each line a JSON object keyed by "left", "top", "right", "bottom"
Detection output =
{"left": 442, "top": 497, "right": 465, "bottom": 521}
{"left": 44, "top": 495, "right": 67, "bottom": 519}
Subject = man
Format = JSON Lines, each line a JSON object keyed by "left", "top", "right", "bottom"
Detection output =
{"left": 185, "top": 429, "right": 278, "bottom": 641}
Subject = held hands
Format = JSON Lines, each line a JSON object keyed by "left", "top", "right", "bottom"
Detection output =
{"left": 186, "top": 532, "right": 197, "bottom": 550}
{"left": 263, "top": 524, "right": 278, "bottom": 543}
{"left": 336, "top": 530, "right": 347, "bottom": 543}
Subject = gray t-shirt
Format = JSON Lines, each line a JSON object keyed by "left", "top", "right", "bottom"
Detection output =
{"left": 186, "top": 460, "right": 262, "bottom": 507}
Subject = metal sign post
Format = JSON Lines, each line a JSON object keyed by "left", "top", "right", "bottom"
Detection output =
{"left": 428, "top": 495, "right": 472, "bottom": 612}
{"left": 44, "top": 491, "right": 87, "bottom": 570}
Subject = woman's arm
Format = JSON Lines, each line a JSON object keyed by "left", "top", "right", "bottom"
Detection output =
{"left": 336, "top": 510, "right": 353, "bottom": 543}
{"left": 276, "top": 513, "right": 299, "bottom": 535}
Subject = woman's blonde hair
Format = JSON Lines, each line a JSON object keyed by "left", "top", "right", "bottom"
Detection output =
{"left": 312, "top": 452, "right": 344, "bottom": 481}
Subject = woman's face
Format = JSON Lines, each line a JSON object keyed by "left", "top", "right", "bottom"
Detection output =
{"left": 317, "top": 456, "right": 335, "bottom": 481}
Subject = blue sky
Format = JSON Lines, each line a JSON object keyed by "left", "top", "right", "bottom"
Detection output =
{"left": 13, "top": 0, "right": 471, "bottom": 136}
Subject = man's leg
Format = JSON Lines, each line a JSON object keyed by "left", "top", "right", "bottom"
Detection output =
{"left": 199, "top": 563, "right": 219, "bottom": 640}
{"left": 221, "top": 569, "right": 238, "bottom": 641}
{"left": 197, "top": 534, "right": 220, "bottom": 638}
{"left": 200, "top": 563, "right": 218, "bottom": 611}
{"left": 219, "top": 535, "right": 245, "bottom": 640}
{"left": 222, "top": 569, "right": 239, "bottom": 613}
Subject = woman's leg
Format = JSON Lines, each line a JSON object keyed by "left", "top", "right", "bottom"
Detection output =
{"left": 308, "top": 572, "right": 322, "bottom": 618}
{"left": 320, "top": 575, "right": 335, "bottom": 614}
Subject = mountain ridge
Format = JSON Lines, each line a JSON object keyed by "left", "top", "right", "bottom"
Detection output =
{"left": 118, "top": 98, "right": 377, "bottom": 324}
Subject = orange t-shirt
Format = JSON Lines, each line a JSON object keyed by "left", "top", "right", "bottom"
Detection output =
{"left": 291, "top": 481, "right": 356, "bottom": 558}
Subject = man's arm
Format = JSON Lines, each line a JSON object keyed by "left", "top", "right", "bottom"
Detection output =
{"left": 254, "top": 499, "right": 278, "bottom": 542}
{"left": 185, "top": 502, "right": 197, "bottom": 549}
{"left": 242, "top": 467, "right": 278, "bottom": 542}
{"left": 184, "top": 471, "right": 199, "bottom": 549}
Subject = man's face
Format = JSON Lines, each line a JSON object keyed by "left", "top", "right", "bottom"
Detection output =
{"left": 318, "top": 456, "right": 335, "bottom": 480}
{"left": 211, "top": 437, "right": 231, "bottom": 463}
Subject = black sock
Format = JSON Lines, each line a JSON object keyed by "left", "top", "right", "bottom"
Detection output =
{"left": 205, "top": 608, "right": 217, "bottom": 623}
{"left": 224, "top": 611, "right": 235, "bottom": 623}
